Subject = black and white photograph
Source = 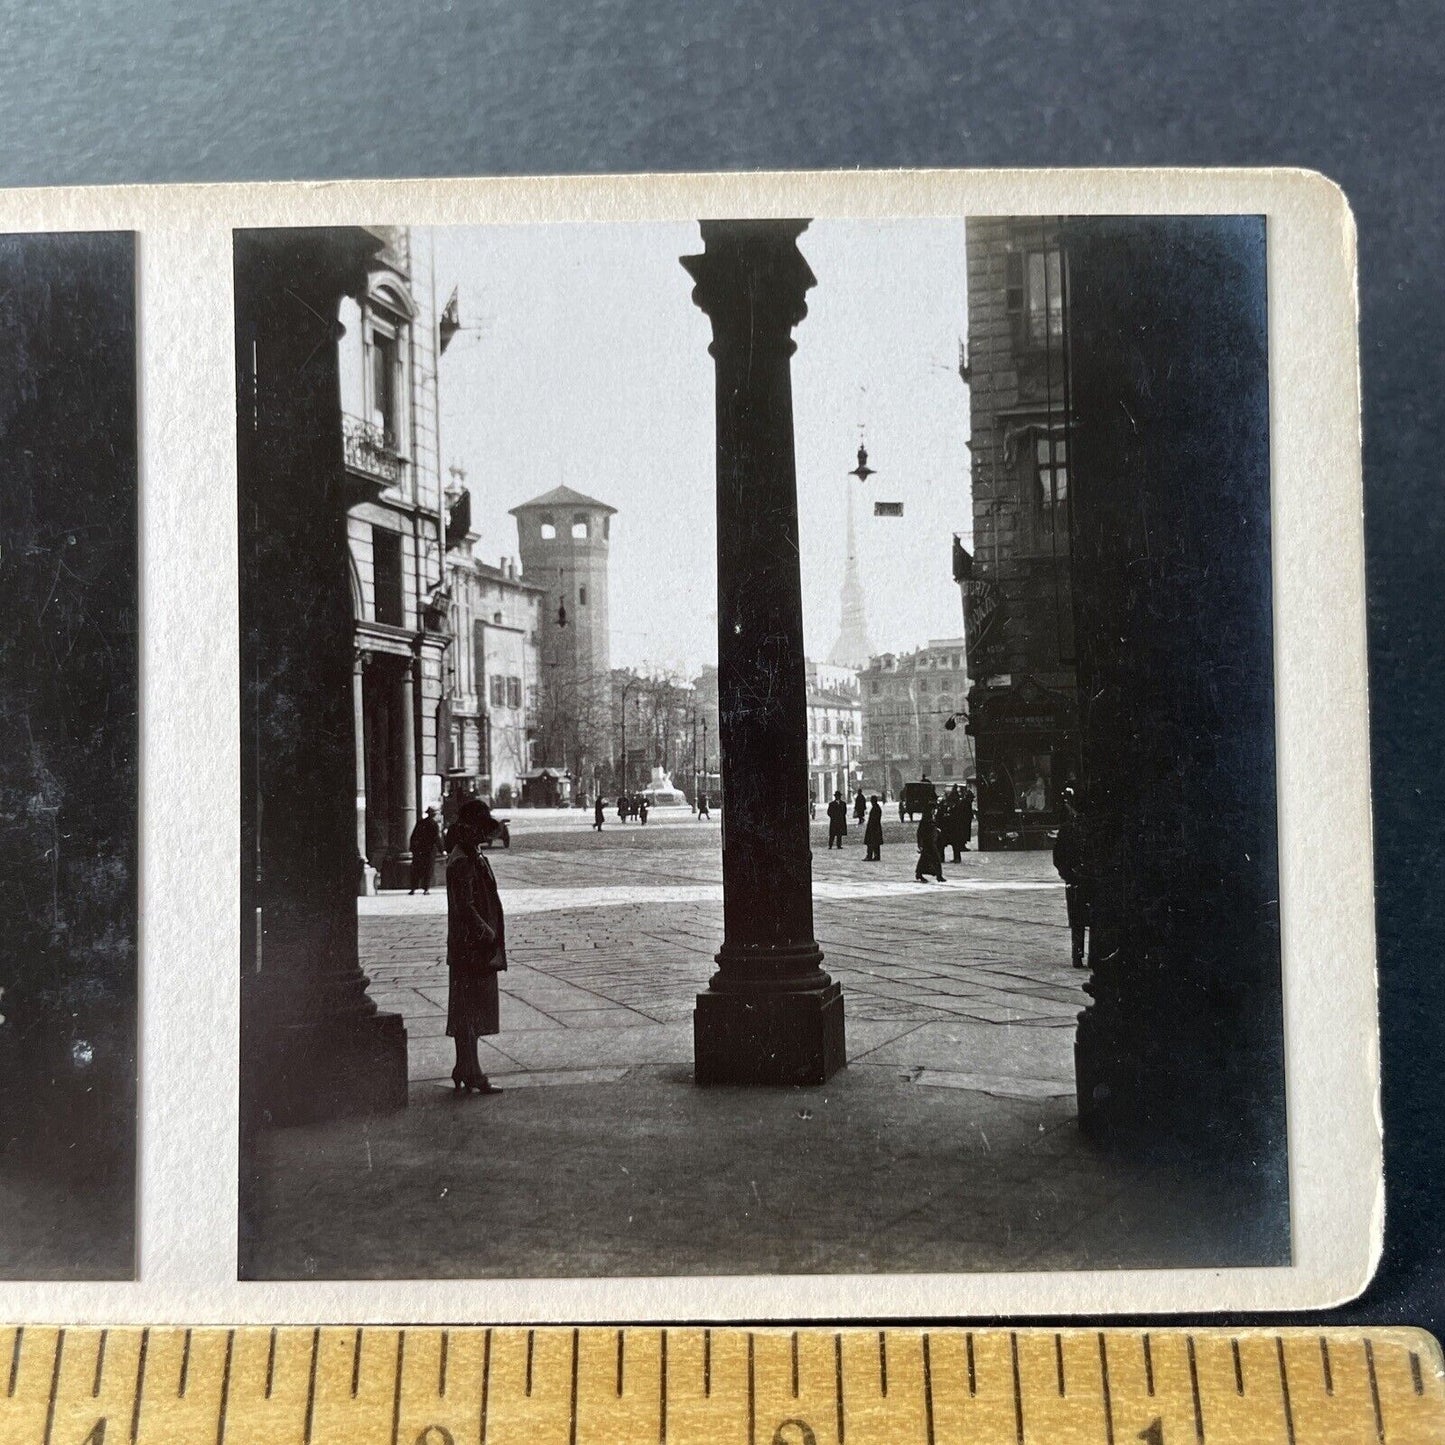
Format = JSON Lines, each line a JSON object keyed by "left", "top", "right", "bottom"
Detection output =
{"left": 0, "top": 231, "right": 139, "bottom": 1279}
{"left": 237, "top": 211, "right": 1293, "bottom": 1282}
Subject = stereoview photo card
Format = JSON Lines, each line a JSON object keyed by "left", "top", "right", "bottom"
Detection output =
{"left": 0, "top": 171, "right": 1376, "bottom": 1319}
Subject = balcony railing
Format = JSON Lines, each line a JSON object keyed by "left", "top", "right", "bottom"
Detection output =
{"left": 341, "top": 413, "right": 402, "bottom": 486}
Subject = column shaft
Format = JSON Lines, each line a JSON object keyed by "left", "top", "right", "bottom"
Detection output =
{"left": 682, "top": 220, "right": 846, "bottom": 1085}
{"left": 237, "top": 228, "right": 408, "bottom": 1129}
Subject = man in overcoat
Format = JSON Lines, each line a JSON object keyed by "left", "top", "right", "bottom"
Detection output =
{"left": 408, "top": 807, "right": 443, "bottom": 895}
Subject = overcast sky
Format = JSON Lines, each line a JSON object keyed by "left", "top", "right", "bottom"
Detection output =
{"left": 424, "top": 219, "right": 971, "bottom": 677}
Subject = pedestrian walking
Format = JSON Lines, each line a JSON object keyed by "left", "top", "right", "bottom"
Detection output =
{"left": 959, "top": 781, "right": 975, "bottom": 852}
{"left": 864, "top": 795, "right": 884, "bottom": 860}
{"left": 697, "top": 790, "right": 710, "bottom": 820}
{"left": 446, "top": 799, "right": 507, "bottom": 1094}
{"left": 408, "top": 807, "right": 443, "bottom": 895}
{"left": 826, "top": 790, "right": 848, "bottom": 849}
{"left": 853, "top": 787, "right": 867, "bottom": 825}
{"left": 1053, "top": 796, "right": 1092, "bottom": 968}
{"left": 593, "top": 795, "right": 605, "bottom": 832}
{"left": 915, "top": 800, "right": 945, "bottom": 883}
{"left": 639, "top": 796, "right": 649, "bottom": 825}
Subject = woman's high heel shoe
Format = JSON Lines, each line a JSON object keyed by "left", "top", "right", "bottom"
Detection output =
{"left": 451, "top": 1066, "right": 472, "bottom": 1093}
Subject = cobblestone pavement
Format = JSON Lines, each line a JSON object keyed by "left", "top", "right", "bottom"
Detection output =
{"left": 358, "top": 809, "right": 1083, "bottom": 1100}
{"left": 245, "top": 812, "right": 1278, "bottom": 1279}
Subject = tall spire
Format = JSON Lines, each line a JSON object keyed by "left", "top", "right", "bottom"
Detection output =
{"left": 829, "top": 468, "right": 874, "bottom": 667}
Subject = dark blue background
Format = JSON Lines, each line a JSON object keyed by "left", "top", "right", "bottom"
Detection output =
{"left": 3, "top": 0, "right": 1437, "bottom": 1329}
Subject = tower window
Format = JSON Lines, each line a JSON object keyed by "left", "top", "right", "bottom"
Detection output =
{"left": 540, "top": 515, "right": 556, "bottom": 540}
{"left": 579, "top": 585, "right": 588, "bottom": 606}
{"left": 571, "top": 515, "right": 589, "bottom": 539}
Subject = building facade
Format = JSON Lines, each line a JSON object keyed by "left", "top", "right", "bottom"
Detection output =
{"left": 510, "top": 484, "right": 615, "bottom": 794}
{"left": 338, "top": 226, "right": 451, "bottom": 891}
{"left": 961, "top": 217, "right": 1079, "bottom": 848}
{"left": 805, "top": 661, "right": 862, "bottom": 805}
{"left": 858, "top": 639, "right": 973, "bottom": 799}
{"left": 445, "top": 552, "right": 542, "bottom": 808}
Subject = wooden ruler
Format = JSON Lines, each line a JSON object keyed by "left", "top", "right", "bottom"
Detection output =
{"left": 1, "top": 1327, "right": 1441, "bottom": 1444}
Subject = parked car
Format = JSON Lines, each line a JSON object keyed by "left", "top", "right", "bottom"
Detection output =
{"left": 899, "top": 780, "right": 939, "bottom": 821}
{"left": 480, "top": 812, "right": 511, "bottom": 849}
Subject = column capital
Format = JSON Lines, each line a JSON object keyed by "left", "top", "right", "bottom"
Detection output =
{"left": 681, "top": 220, "right": 816, "bottom": 356}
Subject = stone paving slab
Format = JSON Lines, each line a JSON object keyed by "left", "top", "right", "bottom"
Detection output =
{"left": 241, "top": 822, "right": 1245, "bottom": 1281}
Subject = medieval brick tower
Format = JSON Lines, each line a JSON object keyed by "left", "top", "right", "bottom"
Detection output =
{"left": 510, "top": 484, "right": 616, "bottom": 779}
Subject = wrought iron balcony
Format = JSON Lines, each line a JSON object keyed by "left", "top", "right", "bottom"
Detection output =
{"left": 341, "top": 414, "right": 402, "bottom": 486}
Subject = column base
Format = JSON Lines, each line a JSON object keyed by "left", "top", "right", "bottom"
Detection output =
{"left": 246, "top": 1010, "right": 409, "bottom": 1128}
{"left": 694, "top": 982, "right": 846, "bottom": 1086}
{"left": 378, "top": 853, "right": 414, "bottom": 891}
{"left": 1074, "top": 1011, "right": 1277, "bottom": 1155}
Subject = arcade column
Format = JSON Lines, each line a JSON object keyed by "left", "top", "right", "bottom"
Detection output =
{"left": 236, "top": 228, "right": 408, "bottom": 1127}
{"left": 1064, "top": 216, "right": 1285, "bottom": 1175}
{"left": 682, "top": 220, "right": 846, "bottom": 1086}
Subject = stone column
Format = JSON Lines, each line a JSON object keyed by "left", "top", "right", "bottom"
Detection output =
{"left": 1064, "top": 217, "right": 1285, "bottom": 1179}
{"left": 682, "top": 220, "right": 846, "bottom": 1086}
{"left": 380, "top": 657, "right": 418, "bottom": 889}
{"left": 237, "top": 228, "right": 408, "bottom": 1129}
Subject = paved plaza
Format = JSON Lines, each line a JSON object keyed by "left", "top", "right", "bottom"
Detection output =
{"left": 244, "top": 811, "right": 1280, "bottom": 1279}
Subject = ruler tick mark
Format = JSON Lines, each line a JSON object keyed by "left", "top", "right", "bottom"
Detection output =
{"left": 1098, "top": 1334, "right": 1115, "bottom": 1445}
{"left": 792, "top": 1332, "right": 800, "bottom": 1397}
{"left": 1188, "top": 1336, "right": 1204, "bottom": 1443}
{"left": 526, "top": 1330, "right": 534, "bottom": 1396}
{"left": 216, "top": 1330, "right": 234, "bottom": 1445}
{"left": 43, "top": 1328, "right": 64, "bottom": 1445}
{"left": 1010, "top": 1332, "right": 1024, "bottom": 1445}
{"left": 922, "top": 1333, "right": 935, "bottom": 1445}
{"left": 703, "top": 1328, "right": 711, "bottom": 1398}
{"left": 130, "top": 1328, "right": 149, "bottom": 1445}
{"left": 879, "top": 1330, "right": 888, "bottom": 1397}
{"left": 659, "top": 1329, "right": 668, "bottom": 1445}
{"left": 93, "top": 1330, "right": 107, "bottom": 1398}
{"left": 440, "top": 1330, "right": 450, "bottom": 1396}
{"left": 835, "top": 1333, "right": 845, "bottom": 1445}
{"left": 304, "top": 1328, "right": 320, "bottom": 1445}
{"left": 8, "top": 1327, "right": 22, "bottom": 1396}
{"left": 264, "top": 1327, "right": 277, "bottom": 1399}
{"left": 1231, "top": 1338, "right": 1244, "bottom": 1395}
{"left": 352, "top": 1329, "right": 363, "bottom": 1398}
{"left": 180, "top": 1328, "right": 193, "bottom": 1397}
{"left": 391, "top": 1332, "right": 405, "bottom": 1445}
{"left": 568, "top": 1328, "right": 579, "bottom": 1445}
{"left": 1366, "top": 1340, "right": 1385, "bottom": 1444}
{"left": 1143, "top": 1334, "right": 1155, "bottom": 1396}
{"left": 1276, "top": 1338, "right": 1295, "bottom": 1445}
{"left": 1412, "top": 1351, "right": 1425, "bottom": 1396}
{"left": 1319, "top": 1337, "right": 1333, "bottom": 1395}
{"left": 615, "top": 1329, "right": 625, "bottom": 1396}
{"left": 479, "top": 1328, "right": 492, "bottom": 1445}
{"left": 966, "top": 1333, "right": 976, "bottom": 1397}
{"left": 1055, "top": 1333, "right": 1066, "bottom": 1396}
{"left": 747, "top": 1333, "right": 755, "bottom": 1445}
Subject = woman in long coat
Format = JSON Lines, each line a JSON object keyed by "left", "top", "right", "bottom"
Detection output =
{"left": 447, "top": 798, "right": 507, "bottom": 1094}
{"left": 863, "top": 795, "right": 884, "bottom": 861}
{"left": 915, "top": 801, "right": 946, "bottom": 883}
